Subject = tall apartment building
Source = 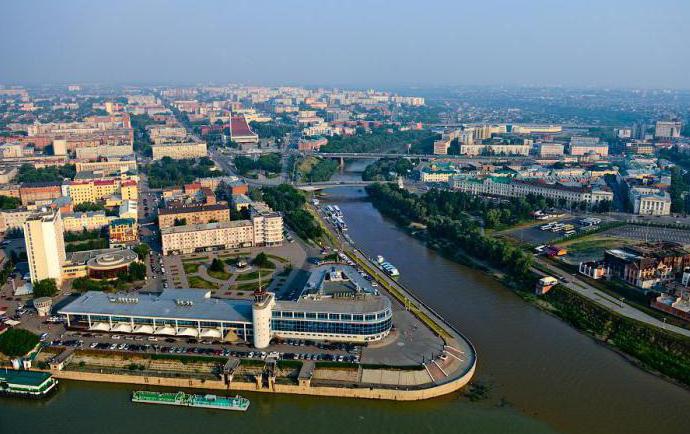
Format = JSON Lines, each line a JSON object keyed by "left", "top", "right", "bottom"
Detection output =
{"left": 250, "top": 202, "right": 284, "bottom": 247}
{"left": 655, "top": 121, "right": 682, "bottom": 139}
{"left": 24, "top": 209, "right": 66, "bottom": 284}
{"left": 151, "top": 142, "right": 207, "bottom": 160}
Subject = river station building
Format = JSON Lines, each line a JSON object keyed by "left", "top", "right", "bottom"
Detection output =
{"left": 58, "top": 265, "right": 393, "bottom": 348}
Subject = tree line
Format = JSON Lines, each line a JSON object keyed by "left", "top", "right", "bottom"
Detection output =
{"left": 260, "top": 184, "right": 323, "bottom": 241}
{"left": 144, "top": 157, "right": 223, "bottom": 189}
{"left": 366, "top": 183, "right": 533, "bottom": 279}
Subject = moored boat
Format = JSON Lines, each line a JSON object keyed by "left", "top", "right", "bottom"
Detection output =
{"left": 132, "top": 390, "right": 250, "bottom": 411}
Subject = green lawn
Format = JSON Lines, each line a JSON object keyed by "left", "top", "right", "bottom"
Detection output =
{"left": 562, "top": 236, "right": 629, "bottom": 254}
{"left": 187, "top": 276, "right": 218, "bottom": 290}
{"left": 233, "top": 280, "right": 273, "bottom": 292}
{"left": 183, "top": 263, "right": 200, "bottom": 274}
{"left": 182, "top": 257, "right": 209, "bottom": 264}
{"left": 266, "top": 254, "right": 289, "bottom": 264}
{"left": 235, "top": 270, "right": 273, "bottom": 282}
{"left": 208, "top": 269, "right": 232, "bottom": 280}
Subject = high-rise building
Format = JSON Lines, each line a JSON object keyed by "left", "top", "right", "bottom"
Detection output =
{"left": 23, "top": 209, "right": 66, "bottom": 285}
{"left": 655, "top": 120, "right": 682, "bottom": 139}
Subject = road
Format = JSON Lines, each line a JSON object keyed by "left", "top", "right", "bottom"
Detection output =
{"left": 534, "top": 257, "right": 690, "bottom": 338}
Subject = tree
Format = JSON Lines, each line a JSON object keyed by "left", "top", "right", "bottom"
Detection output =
{"left": 74, "top": 202, "right": 106, "bottom": 212}
{"left": 32, "top": 279, "right": 58, "bottom": 297}
{"left": 133, "top": 243, "right": 151, "bottom": 260}
{"left": 0, "top": 195, "right": 21, "bottom": 210}
{"left": 174, "top": 218, "right": 187, "bottom": 226}
{"left": 0, "top": 328, "right": 40, "bottom": 357}
{"left": 129, "top": 262, "right": 147, "bottom": 280}
{"left": 209, "top": 258, "right": 225, "bottom": 272}
{"left": 252, "top": 252, "right": 270, "bottom": 268}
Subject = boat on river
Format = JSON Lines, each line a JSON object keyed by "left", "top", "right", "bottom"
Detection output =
{"left": 132, "top": 390, "right": 250, "bottom": 411}
{"left": 375, "top": 255, "right": 400, "bottom": 277}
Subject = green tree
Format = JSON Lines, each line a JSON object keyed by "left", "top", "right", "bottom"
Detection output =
{"left": 174, "top": 218, "right": 187, "bottom": 226}
{"left": 0, "top": 195, "right": 21, "bottom": 210}
{"left": 0, "top": 328, "right": 40, "bottom": 357}
{"left": 32, "top": 279, "right": 58, "bottom": 297}
{"left": 209, "top": 258, "right": 225, "bottom": 272}
{"left": 252, "top": 252, "right": 270, "bottom": 268}
{"left": 129, "top": 262, "right": 147, "bottom": 280}
{"left": 74, "top": 202, "right": 106, "bottom": 212}
{"left": 133, "top": 243, "right": 151, "bottom": 260}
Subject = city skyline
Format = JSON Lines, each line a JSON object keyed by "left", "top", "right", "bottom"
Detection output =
{"left": 1, "top": 0, "right": 689, "bottom": 89}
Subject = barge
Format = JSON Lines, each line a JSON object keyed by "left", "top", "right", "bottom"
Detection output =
{"left": 132, "top": 390, "right": 250, "bottom": 411}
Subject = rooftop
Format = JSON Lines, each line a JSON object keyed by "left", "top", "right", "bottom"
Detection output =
{"left": 58, "top": 289, "right": 253, "bottom": 323}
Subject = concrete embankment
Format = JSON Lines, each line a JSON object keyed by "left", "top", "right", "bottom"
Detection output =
{"left": 50, "top": 362, "right": 475, "bottom": 401}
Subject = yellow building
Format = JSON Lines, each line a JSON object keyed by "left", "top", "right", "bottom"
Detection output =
{"left": 67, "top": 179, "right": 138, "bottom": 205}
{"left": 62, "top": 211, "right": 114, "bottom": 232}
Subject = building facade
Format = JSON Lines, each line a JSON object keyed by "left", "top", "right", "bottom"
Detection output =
{"left": 23, "top": 209, "right": 66, "bottom": 284}
{"left": 151, "top": 142, "right": 207, "bottom": 160}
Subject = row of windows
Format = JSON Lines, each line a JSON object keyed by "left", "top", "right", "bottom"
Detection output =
{"left": 272, "top": 309, "right": 391, "bottom": 322}
{"left": 271, "top": 318, "right": 392, "bottom": 336}
{"left": 77, "top": 314, "right": 249, "bottom": 328}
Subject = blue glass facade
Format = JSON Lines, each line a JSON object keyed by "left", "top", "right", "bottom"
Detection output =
{"left": 271, "top": 317, "right": 392, "bottom": 336}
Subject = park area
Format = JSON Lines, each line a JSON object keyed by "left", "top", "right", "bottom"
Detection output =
{"left": 166, "top": 250, "right": 295, "bottom": 299}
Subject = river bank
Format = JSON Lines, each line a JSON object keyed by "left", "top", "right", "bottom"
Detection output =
{"left": 364, "top": 183, "right": 690, "bottom": 389}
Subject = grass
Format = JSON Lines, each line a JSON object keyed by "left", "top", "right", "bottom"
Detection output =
{"left": 266, "top": 254, "right": 289, "bottom": 264}
{"left": 208, "top": 269, "right": 232, "bottom": 280}
{"left": 188, "top": 276, "right": 218, "bottom": 290}
{"left": 183, "top": 263, "right": 200, "bottom": 274}
{"left": 233, "top": 280, "right": 273, "bottom": 292}
{"left": 236, "top": 270, "right": 265, "bottom": 281}
{"left": 182, "top": 257, "right": 209, "bottom": 264}
{"left": 560, "top": 235, "right": 629, "bottom": 252}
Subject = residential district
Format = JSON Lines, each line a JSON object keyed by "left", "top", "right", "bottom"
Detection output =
{"left": 1, "top": 83, "right": 690, "bottom": 399}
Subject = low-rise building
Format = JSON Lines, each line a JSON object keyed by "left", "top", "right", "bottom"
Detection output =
{"left": 62, "top": 211, "right": 113, "bottom": 232}
{"left": 451, "top": 176, "right": 613, "bottom": 206}
{"left": 158, "top": 203, "right": 231, "bottom": 229}
{"left": 108, "top": 218, "right": 138, "bottom": 247}
{"left": 20, "top": 182, "right": 63, "bottom": 206}
{"left": 629, "top": 187, "right": 672, "bottom": 216}
{"left": 161, "top": 220, "right": 255, "bottom": 255}
{"left": 604, "top": 242, "right": 690, "bottom": 289}
{"left": 151, "top": 142, "right": 207, "bottom": 160}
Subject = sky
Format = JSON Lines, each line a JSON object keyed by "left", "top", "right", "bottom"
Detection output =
{"left": 1, "top": 0, "right": 689, "bottom": 89}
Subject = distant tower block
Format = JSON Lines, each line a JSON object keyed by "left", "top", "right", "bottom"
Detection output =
{"left": 33, "top": 297, "right": 53, "bottom": 317}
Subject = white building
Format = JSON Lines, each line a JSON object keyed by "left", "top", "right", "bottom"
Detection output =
{"left": 655, "top": 121, "right": 682, "bottom": 139}
{"left": 24, "top": 209, "right": 67, "bottom": 284}
{"left": 629, "top": 187, "right": 672, "bottom": 216}
{"left": 451, "top": 176, "right": 613, "bottom": 206}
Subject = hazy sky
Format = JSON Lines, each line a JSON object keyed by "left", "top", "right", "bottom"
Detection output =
{"left": 1, "top": 0, "right": 689, "bottom": 88}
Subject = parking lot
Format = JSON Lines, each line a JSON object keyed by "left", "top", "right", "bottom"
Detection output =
{"left": 48, "top": 331, "right": 361, "bottom": 364}
{"left": 603, "top": 224, "right": 690, "bottom": 245}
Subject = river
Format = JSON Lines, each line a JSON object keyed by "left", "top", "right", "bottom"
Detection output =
{"left": 2, "top": 163, "right": 689, "bottom": 434}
